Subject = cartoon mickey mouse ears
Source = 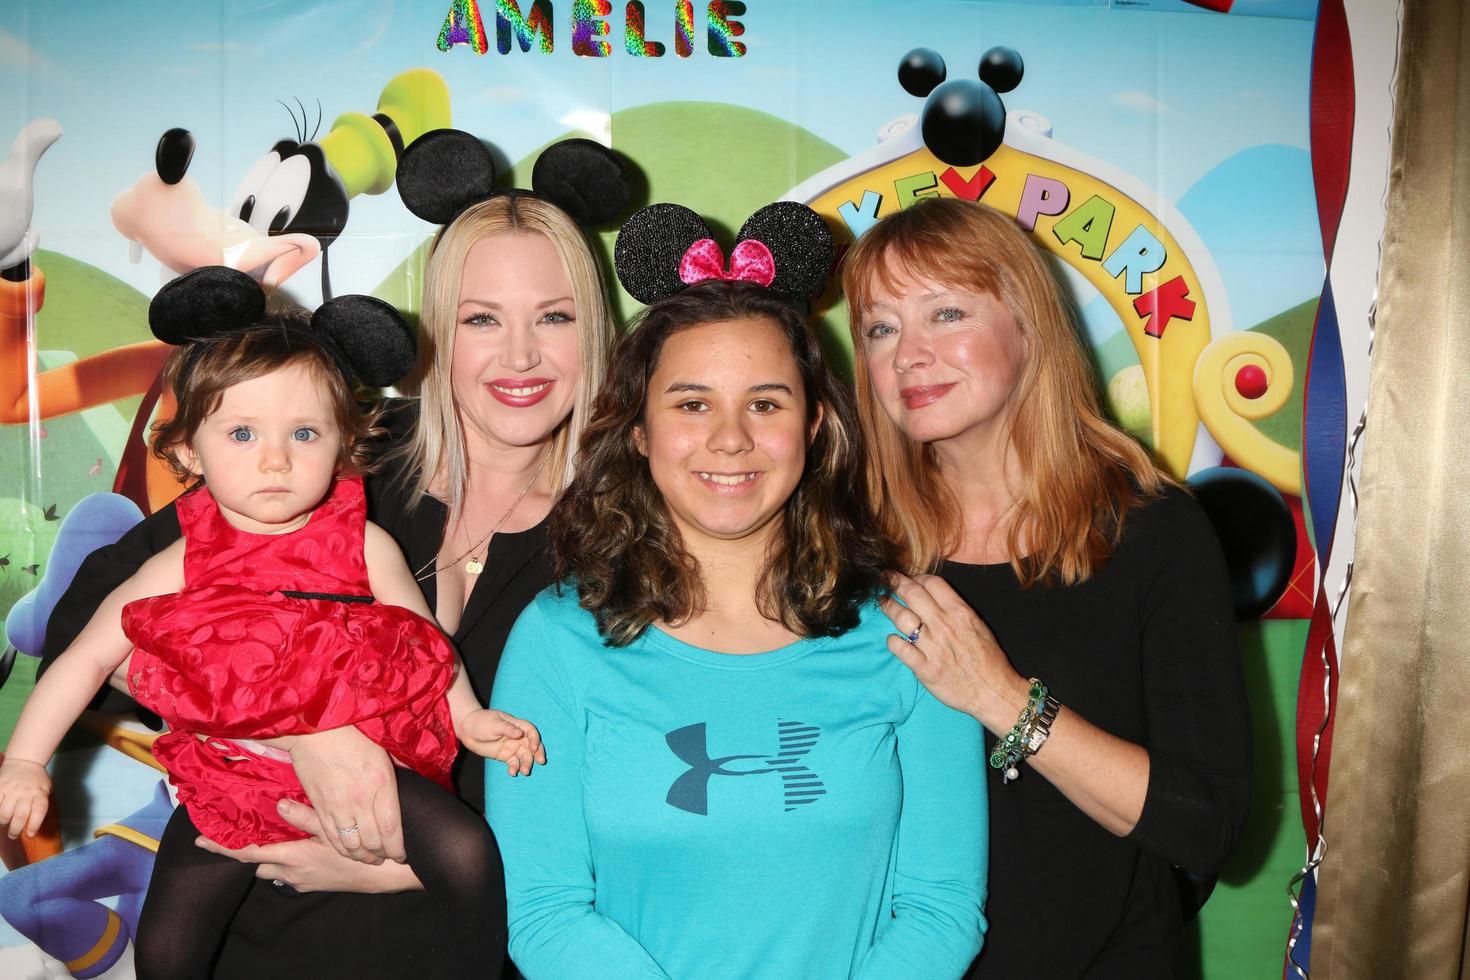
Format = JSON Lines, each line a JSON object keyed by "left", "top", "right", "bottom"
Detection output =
{"left": 149, "top": 266, "right": 416, "bottom": 388}
{"left": 613, "top": 201, "right": 834, "bottom": 305}
{"left": 899, "top": 46, "right": 1024, "bottom": 168}
{"left": 395, "top": 128, "right": 630, "bottom": 228}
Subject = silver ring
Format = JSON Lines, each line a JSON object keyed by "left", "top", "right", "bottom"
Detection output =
{"left": 271, "top": 879, "right": 286, "bottom": 888}
{"left": 903, "top": 622, "right": 923, "bottom": 644}
{"left": 337, "top": 824, "right": 360, "bottom": 837}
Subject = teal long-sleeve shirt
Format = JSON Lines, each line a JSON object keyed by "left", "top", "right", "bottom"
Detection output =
{"left": 485, "top": 587, "right": 988, "bottom": 980}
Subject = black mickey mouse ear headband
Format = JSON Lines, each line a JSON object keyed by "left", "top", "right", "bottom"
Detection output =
{"left": 613, "top": 201, "right": 834, "bottom": 305}
{"left": 395, "top": 128, "right": 631, "bottom": 228}
{"left": 149, "top": 266, "right": 416, "bottom": 389}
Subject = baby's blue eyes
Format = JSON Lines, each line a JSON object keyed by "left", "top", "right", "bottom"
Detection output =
{"left": 226, "top": 426, "right": 318, "bottom": 443}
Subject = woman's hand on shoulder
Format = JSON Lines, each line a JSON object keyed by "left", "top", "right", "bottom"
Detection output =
{"left": 881, "top": 573, "right": 1030, "bottom": 731}
{"left": 458, "top": 707, "right": 546, "bottom": 776}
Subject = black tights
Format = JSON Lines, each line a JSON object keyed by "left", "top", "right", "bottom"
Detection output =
{"left": 135, "top": 768, "right": 505, "bottom": 980}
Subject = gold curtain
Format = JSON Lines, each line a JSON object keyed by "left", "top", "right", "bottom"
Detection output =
{"left": 1312, "top": 1, "right": 1470, "bottom": 976}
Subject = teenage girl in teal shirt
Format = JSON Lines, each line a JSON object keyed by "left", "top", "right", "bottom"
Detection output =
{"left": 486, "top": 237, "right": 988, "bottom": 979}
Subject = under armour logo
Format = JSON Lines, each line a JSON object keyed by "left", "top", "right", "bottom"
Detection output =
{"left": 664, "top": 720, "right": 825, "bottom": 815}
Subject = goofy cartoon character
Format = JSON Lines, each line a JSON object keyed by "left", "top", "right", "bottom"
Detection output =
{"left": 1, "top": 68, "right": 450, "bottom": 516}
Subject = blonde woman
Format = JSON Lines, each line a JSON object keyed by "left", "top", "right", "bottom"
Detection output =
{"left": 39, "top": 153, "right": 620, "bottom": 976}
{"left": 842, "top": 197, "right": 1250, "bottom": 977}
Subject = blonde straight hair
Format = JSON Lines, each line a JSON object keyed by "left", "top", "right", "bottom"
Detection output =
{"left": 841, "top": 198, "right": 1167, "bottom": 585}
{"left": 405, "top": 194, "right": 613, "bottom": 513}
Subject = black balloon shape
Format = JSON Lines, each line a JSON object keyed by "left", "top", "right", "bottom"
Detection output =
{"left": 979, "top": 46, "right": 1024, "bottom": 94}
{"left": 899, "top": 47, "right": 946, "bottom": 98}
{"left": 921, "top": 79, "right": 1007, "bottom": 168}
{"left": 1188, "top": 466, "right": 1297, "bottom": 621}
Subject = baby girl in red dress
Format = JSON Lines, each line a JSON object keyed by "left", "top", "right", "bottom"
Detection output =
{"left": 0, "top": 267, "right": 538, "bottom": 979}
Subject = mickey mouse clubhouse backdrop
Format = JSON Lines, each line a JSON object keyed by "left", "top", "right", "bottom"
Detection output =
{"left": 0, "top": 1, "right": 1368, "bottom": 976}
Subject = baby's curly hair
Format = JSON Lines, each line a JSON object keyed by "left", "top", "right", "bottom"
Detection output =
{"left": 151, "top": 303, "right": 384, "bottom": 486}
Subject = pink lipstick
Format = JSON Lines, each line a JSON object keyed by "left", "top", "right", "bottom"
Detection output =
{"left": 899, "top": 383, "right": 956, "bottom": 410}
{"left": 486, "top": 377, "right": 555, "bottom": 408}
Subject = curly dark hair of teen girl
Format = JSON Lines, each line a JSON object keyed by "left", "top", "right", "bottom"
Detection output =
{"left": 551, "top": 280, "right": 896, "bottom": 647}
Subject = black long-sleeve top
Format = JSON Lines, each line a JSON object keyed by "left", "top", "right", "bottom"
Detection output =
{"left": 946, "top": 487, "right": 1252, "bottom": 978}
{"left": 39, "top": 399, "right": 549, "bottom": 978}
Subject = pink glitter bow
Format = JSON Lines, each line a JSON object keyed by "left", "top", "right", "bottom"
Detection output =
{"left": 678, "top": 238, "right": 776, "bottom": 288}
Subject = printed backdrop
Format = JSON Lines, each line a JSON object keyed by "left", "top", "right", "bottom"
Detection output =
{"left": 0, "top": 1, "right": 1348, "bottom": 977}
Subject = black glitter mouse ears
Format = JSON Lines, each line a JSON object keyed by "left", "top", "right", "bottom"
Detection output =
{"left": 149, "top": 266, "right": 416, "bottom": 388}
{"left": 613, "top": 201, "right": 834, "bottom": 305}
{"left": 395, "top": 127, "right": 630, "bottom": 228}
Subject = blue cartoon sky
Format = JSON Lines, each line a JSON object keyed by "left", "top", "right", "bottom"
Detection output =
{"left": 1, "top": 0, "right": 1321, "bottom": 325}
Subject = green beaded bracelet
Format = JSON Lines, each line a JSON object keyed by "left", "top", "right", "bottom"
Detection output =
{"left": 989, "top": 678, "right": 1049, "bottom": 778}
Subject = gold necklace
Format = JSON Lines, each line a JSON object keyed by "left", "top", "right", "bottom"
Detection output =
{"left": 413, "top": 449, "right": 550, "bottom": 582}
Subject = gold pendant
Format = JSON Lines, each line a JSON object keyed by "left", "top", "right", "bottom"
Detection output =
{"left": 465, "top": 558, "right": 484, "bottom": 575}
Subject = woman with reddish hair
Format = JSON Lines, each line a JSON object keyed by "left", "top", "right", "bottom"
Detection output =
{"left": 842, "top": 197, "right": 1251, "bottom": 977}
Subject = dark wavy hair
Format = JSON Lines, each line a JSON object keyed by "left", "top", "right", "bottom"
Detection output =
{"left": 552, "top": 280, "right": 895, "bottom": 647}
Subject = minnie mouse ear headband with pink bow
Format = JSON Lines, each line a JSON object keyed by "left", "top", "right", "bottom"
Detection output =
{"left": 612, "top": 201, "right": 834, "bottom": 305}
{"left": 395, "top": 128, "right": 631, "bottom": 229}
{"left": 150, "top": 265, "right": 416, "bottom": 389}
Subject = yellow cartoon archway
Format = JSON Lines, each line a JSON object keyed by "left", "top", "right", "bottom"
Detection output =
{"left": 788, "top": 114, "right": 1299, "bottom": 494}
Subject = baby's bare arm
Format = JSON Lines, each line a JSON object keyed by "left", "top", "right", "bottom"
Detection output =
{"left": 0, "top": 541, "right": 182, "bottom": 837}
{"left": 361, "top": 522, "right": 543, "bottom": 773}
{"left": 5, "top": 540, "right": 184, "bottom": 766}
{"left": 362, "top": 521, "right": 480, "bottom": 725}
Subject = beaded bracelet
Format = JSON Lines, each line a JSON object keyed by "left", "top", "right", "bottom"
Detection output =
{"left": 988, "top": 678, "right": 1061, "bottom": 784}
{"left": 988, "top": 679, "right": 1046, "bottom": 775}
